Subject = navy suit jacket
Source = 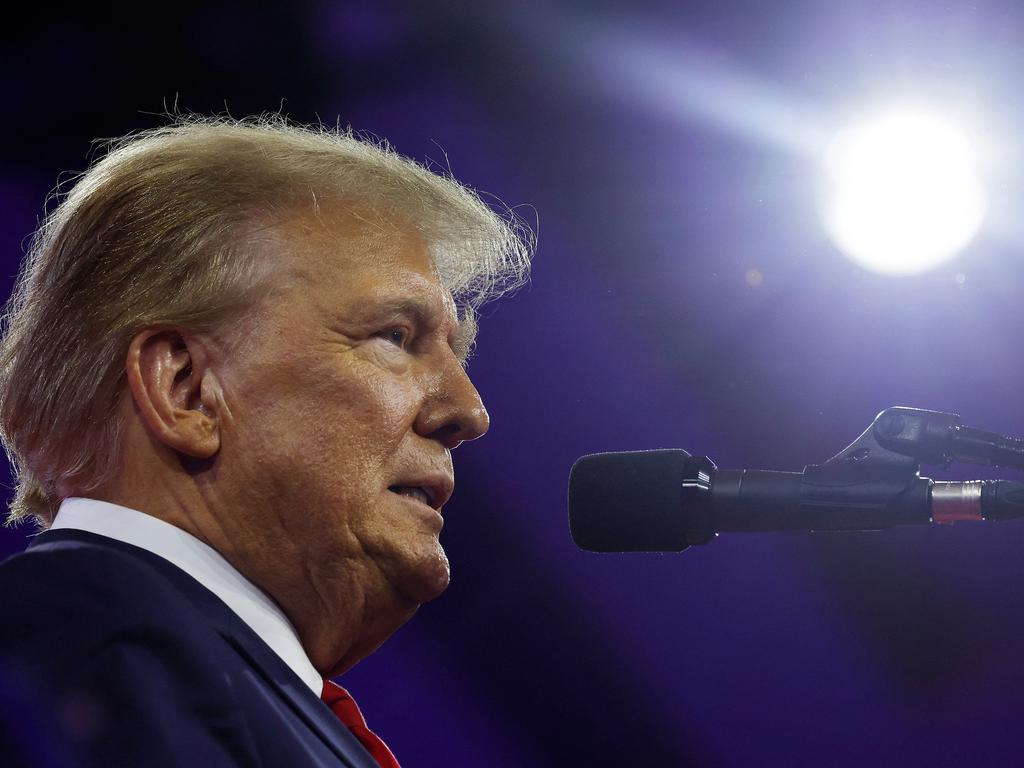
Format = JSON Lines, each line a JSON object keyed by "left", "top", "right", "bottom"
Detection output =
{"left": 0, "top": 529, "right": 380, "bottom": 767}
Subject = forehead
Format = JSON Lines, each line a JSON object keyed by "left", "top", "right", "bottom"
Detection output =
{"left": 265, "top": 207, "right": 459, "bottom": 322}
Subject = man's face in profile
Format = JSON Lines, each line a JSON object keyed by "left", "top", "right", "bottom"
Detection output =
{"left": 208, "top": 210, "right": 489, "bottom": 655}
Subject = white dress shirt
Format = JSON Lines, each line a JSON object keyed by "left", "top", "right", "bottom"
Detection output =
{"left": 50, "top": 497, "right": 323, "bottom": 696}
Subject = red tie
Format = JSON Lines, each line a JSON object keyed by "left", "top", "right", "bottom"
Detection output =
{"left": 321, "top": 679, "right": 401, "bottom": 768}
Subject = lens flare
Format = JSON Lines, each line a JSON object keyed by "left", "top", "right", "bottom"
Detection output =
{"left": 820, "top": 110, "right": 986, "bottom": 275}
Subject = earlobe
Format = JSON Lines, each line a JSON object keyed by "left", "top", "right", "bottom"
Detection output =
{"left": 125, "top": 329, "right": 222, "bottom": 460}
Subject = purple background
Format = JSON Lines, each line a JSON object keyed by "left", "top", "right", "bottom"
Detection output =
{"left": 6, "top": 2, "right": 1024, "bottom": 765}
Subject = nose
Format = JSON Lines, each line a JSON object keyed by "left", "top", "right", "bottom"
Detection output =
{"left": 415, "top": 361, "right": 490, "bottom": 450}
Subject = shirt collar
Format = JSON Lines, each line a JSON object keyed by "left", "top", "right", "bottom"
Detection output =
{"left": 50, "top": 497, "right": 324, "bottom": 696}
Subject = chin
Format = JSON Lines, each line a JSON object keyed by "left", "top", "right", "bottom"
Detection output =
{"left": 400, "top": 547, "right": 451, "bottom": 604}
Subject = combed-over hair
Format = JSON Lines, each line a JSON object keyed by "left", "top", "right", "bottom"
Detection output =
{"left": 0, "top": 116, "right": 534, "bottom": 527}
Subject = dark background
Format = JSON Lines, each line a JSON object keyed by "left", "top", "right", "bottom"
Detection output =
{"left": 5, "top": 2, "right": 1024, "bottom": 766}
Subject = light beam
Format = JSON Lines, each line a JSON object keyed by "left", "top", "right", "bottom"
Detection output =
{"left": 820, "top": 109, "right": 986, "bottom": 276}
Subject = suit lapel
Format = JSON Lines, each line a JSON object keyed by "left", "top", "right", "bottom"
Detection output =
{"left": 29, "top": 530, "right": 381, "bottom": 768}
{"left": 218, "top": 613, "right": 380, "bottom": 768}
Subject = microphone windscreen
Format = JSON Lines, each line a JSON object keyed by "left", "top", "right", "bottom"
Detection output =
{"left": 568, "top": 449, "right": 692, "bottom": 552}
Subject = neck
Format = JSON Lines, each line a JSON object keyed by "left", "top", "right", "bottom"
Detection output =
{"left": 89, "top": 463, "right": 413, "bottom": 676}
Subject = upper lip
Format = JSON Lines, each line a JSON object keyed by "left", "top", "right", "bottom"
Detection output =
{"left": 390, "top": 474, "right": 454, "bottom": 511}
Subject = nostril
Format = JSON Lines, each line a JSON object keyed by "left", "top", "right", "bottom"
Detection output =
{"left": 427, "top": 422, "right": 465, "bottom": 450}
{"left": 435, "top": 423, "right": 460, "bottom": 439}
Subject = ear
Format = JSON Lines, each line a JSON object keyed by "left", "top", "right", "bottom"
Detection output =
{"left": 125, "top": 329, "right": 222, "bottom": 459}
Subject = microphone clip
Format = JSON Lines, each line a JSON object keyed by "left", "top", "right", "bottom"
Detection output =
{"left": 857, "top": 406, "right": 1024, "bottom": 472}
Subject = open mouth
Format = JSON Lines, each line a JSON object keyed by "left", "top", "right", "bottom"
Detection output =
{"left": 388, "top": 485, "right": 434, "bottom": 508}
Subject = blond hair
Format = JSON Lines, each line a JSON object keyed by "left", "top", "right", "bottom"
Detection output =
{"left": 0, "top": 116, "right": 534, "bottom": 527}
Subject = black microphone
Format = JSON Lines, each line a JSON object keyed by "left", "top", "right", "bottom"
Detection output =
{"left": 568, "top": 449, "right": 1024, "bottom": 553}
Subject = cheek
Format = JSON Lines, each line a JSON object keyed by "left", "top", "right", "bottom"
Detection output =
{"left": 223, "top": 350, "right": 423, "bottom": 481}
{"left": 290, "top": 376, "right": 422, "bottom": 482}
{"left": 314, "top": 361, "right": 422, "bottom": 446}
{"left": 358, "top": 376, "right": 421, "bottom": 434}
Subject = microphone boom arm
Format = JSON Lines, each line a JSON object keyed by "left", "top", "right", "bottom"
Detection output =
{"left": 861, "top": 406, "right": 1024, "bottom": 471}
{"left": 680, "top": 407, "right": 1024, "bottom": 547}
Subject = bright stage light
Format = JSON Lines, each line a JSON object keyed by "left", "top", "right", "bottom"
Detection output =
{"left": 819, "top": 109, "right": 986, "bottom": 276}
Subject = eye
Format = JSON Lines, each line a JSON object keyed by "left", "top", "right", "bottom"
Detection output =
{"left": 381, "top": 327, "right": 410, "bottom": 348}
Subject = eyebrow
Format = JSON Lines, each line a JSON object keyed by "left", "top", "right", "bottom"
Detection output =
{"left": 372, "top": 297, "right": 438, "bottom": 324}
{"left": 450, "top": 322, "right": 475, "bottom": 364}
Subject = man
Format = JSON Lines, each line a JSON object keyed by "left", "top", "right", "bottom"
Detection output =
{"left": 0, "top": 118, "right": 532, "bottom": 767}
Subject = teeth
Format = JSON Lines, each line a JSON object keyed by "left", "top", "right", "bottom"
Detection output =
{"left": 391, "top": 486, "right": 431, "bottom": 506}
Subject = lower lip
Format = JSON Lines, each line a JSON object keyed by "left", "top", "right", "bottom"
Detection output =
{"left": 389, "top": 491, "right": 444, "bottom": 527}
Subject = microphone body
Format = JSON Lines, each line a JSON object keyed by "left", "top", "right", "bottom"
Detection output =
{"left": 710, "top": 467, "right": 931, "bottom": 532}
{"left": 569, "top": 449, "right": 1024, "bottom": 553}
